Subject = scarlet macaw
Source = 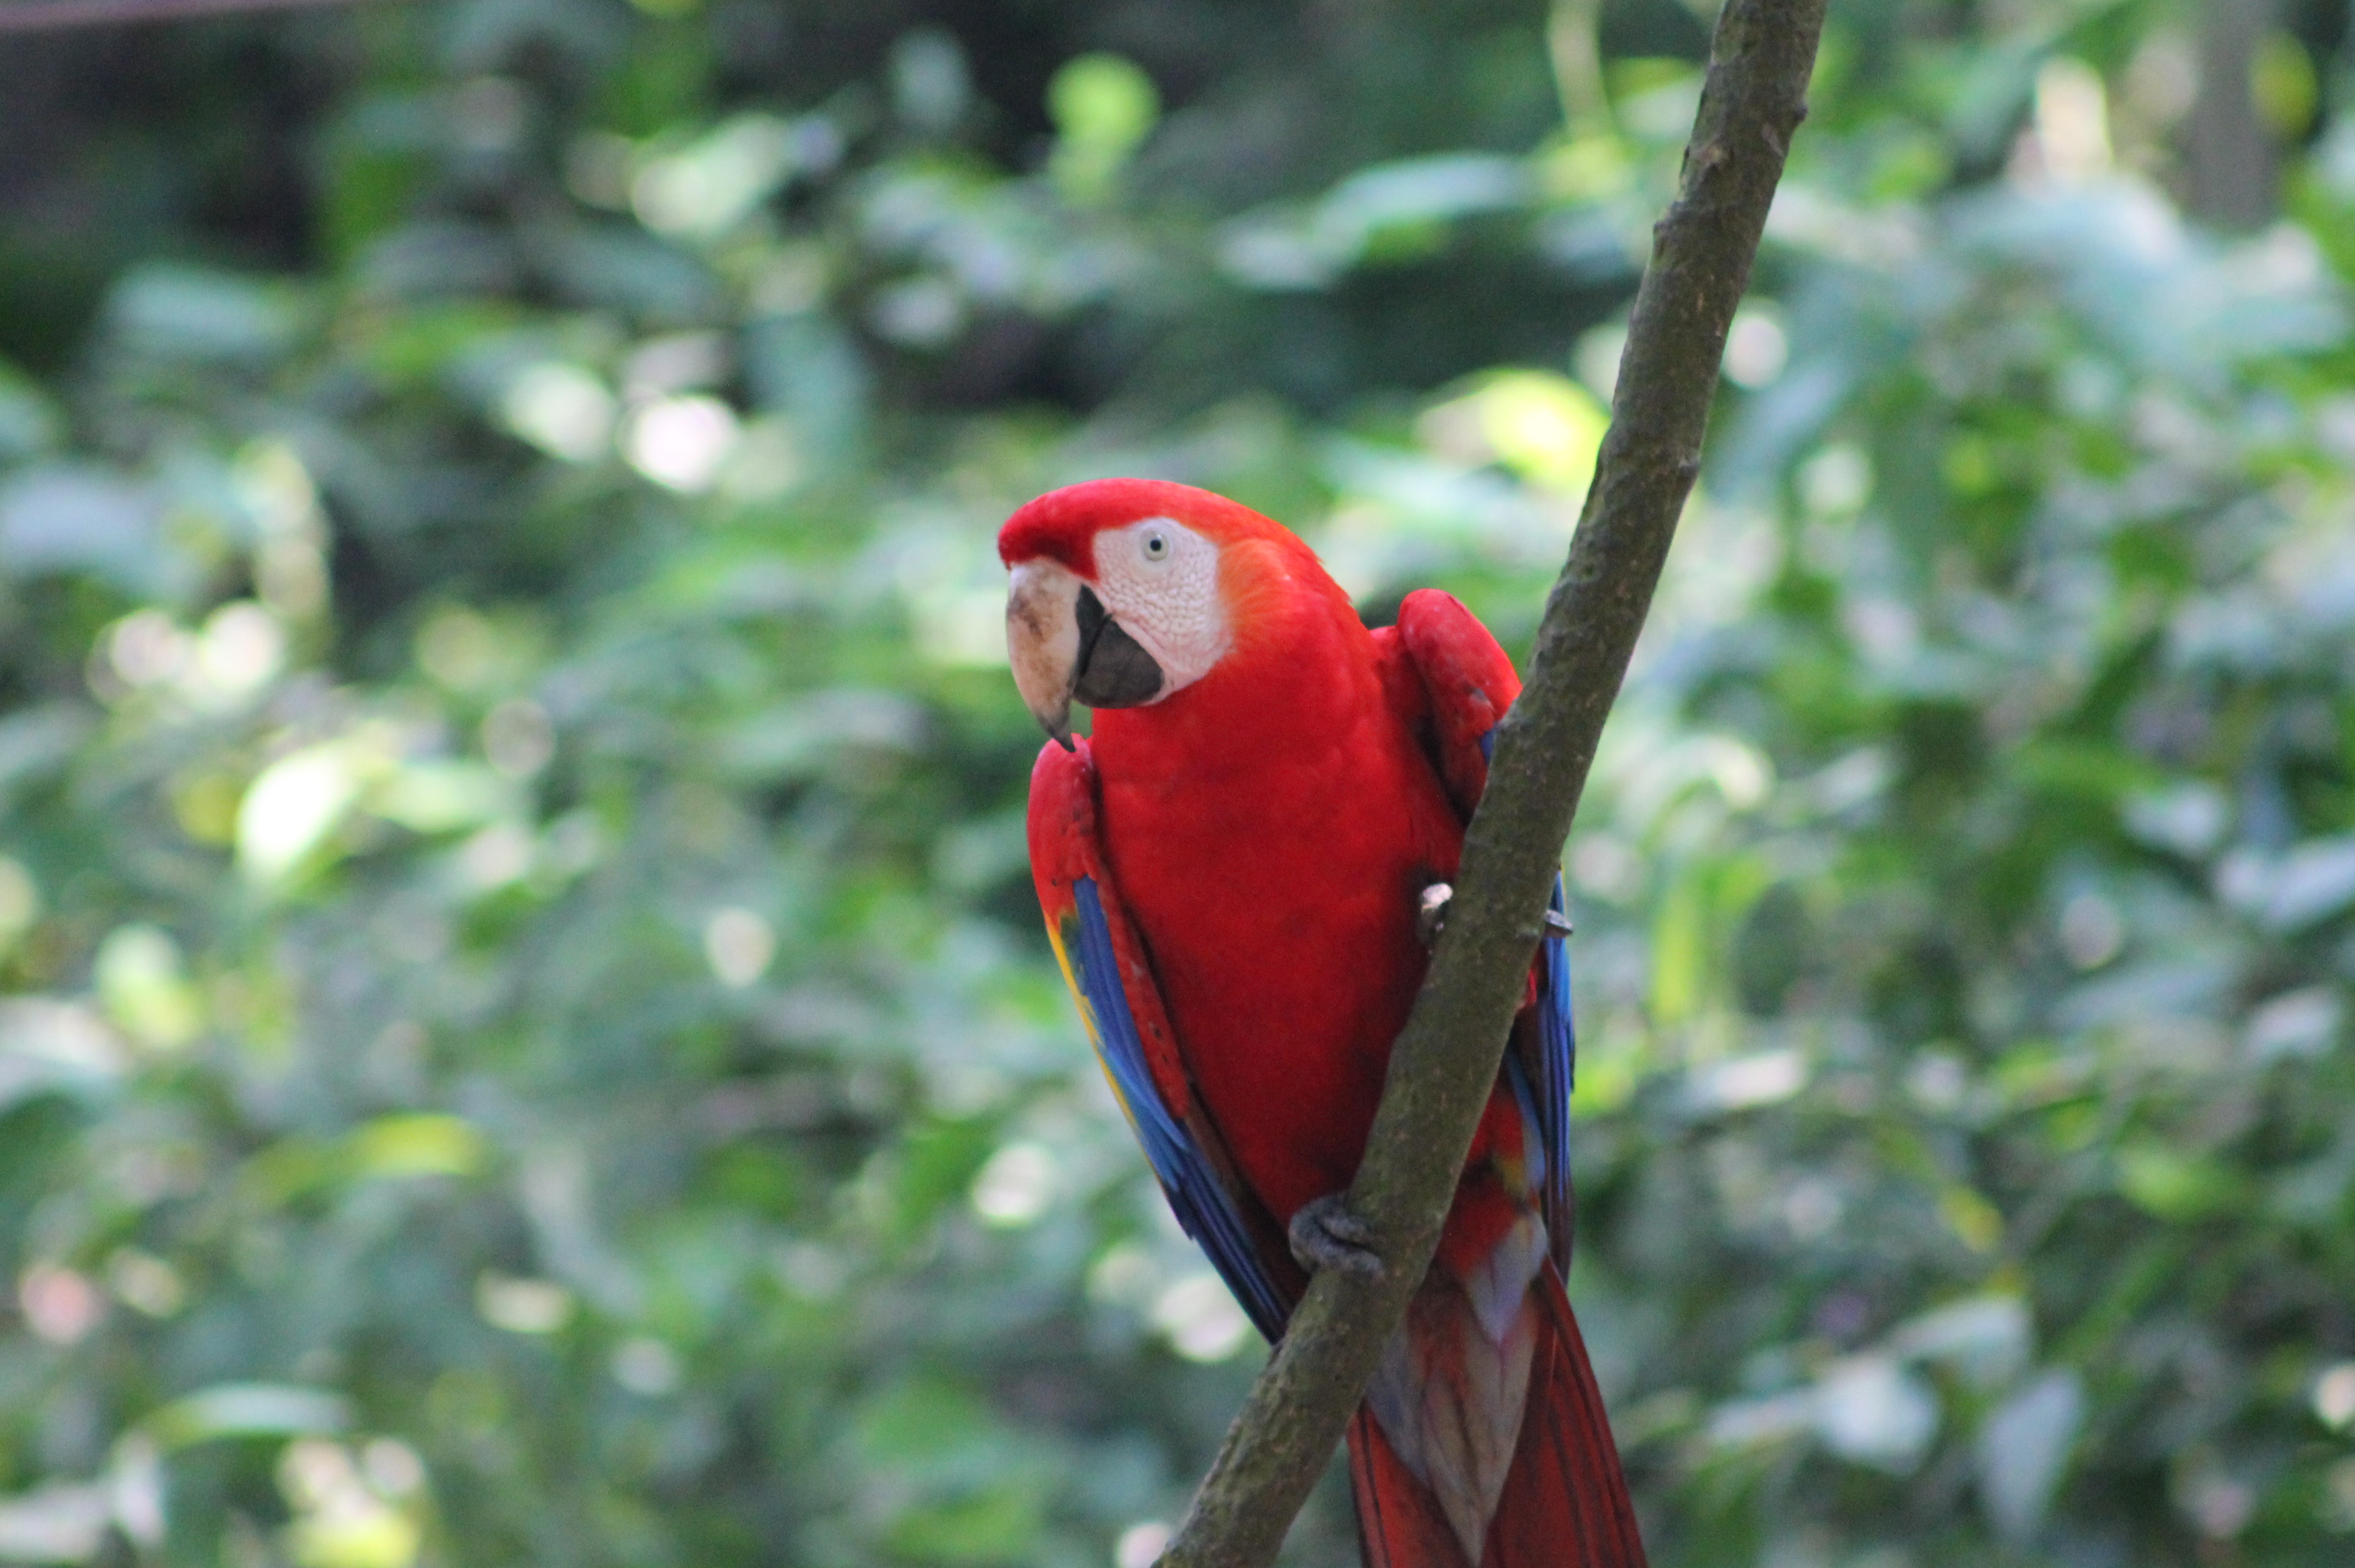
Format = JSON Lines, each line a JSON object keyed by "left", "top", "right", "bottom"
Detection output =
{"left": 1002, "top": 478, "right": 1645, "bottom": 1568}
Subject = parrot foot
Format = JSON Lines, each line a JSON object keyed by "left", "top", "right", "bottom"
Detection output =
{"left": 1288, "top": 1194, "right": 1385, "bottom": 1280}
{"left": 1416, "top": 882, "right": 1453, "bottom": 947}
{"left": 1420, "top": 882, "right": 1576, "bottom": 947}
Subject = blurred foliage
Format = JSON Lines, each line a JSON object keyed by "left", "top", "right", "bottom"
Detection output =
{"left": 2, "top": 2, "right": 2355, "bottom": 1566}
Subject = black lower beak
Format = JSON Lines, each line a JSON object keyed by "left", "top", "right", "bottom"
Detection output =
{"left": 1073, "top": 586, "right": 1165, "bottom": 708}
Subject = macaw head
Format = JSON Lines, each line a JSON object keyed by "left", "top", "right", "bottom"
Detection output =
{"left": 998, "top": 477, "right": 1332, "bottom": 748}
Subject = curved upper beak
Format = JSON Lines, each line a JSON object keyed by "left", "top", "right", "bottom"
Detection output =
{"left": 1006, "top": 561, "right": 1082, "bottom": 749}
{"left": 1005, "top": 560, "right": 1168, "bottom": 748}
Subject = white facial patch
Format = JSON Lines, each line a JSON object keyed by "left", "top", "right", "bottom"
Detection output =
{"left": 1089, "top": 516, "right": 1230, "bottom": 699}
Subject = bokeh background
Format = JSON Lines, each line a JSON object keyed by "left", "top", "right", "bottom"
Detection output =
{"left": 2, "top": 1, "right": 2353, "bottom": 1565}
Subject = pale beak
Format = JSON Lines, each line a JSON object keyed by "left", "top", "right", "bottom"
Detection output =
{"left": 1006, "top": 560, "right": 1082, "bottom": 749}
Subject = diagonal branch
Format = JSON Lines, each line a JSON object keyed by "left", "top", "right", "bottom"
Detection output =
{"left": 1156, "top": 2, "right": 1828, "bottom": 1563}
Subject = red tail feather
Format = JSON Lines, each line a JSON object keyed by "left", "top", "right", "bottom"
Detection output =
{"left": 1346, "top": 1268, "right": 1647, "bottom": 1568}
{"left": 1350, "top": 1407, "right": 1469, "bottom": 1568}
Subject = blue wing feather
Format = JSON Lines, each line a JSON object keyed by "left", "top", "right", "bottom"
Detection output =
{"left": 1537, "top": 874, "right": 1576, "bottom": 1265}
{"left": 1480, "top": 728, "right": 1579, "bottom": 1265}
{"left": 1068, "top": 878, "right": 1291, "bottom": 1341}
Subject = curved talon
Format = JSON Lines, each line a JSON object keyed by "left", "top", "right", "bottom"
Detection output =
{"left": 1289, "top": 1193, "right": 1385, "bottom": 1279}
{"left": 1417, "top": 882, "right": 1453, "bottom": 948}
{"left": 1542, "top": 908, "right": 1573, "bottom": 939}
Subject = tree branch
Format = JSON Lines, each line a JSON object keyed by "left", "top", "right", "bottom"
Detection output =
{"left": 0, "top": 0, "right": 395, "bottom": 35}
{"left": 1156, "top": 2, "right": 1827, "bottom": 1563}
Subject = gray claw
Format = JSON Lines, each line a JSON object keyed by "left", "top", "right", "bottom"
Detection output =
{"left": 1288, "top": 1194, "right": 1385, "bottom": 1280}
{"left": 1417, "top": 882, "right": 1453, "bottom": 948}
{"left": 1541, "top": 908, "right": 1573, "bottom": 939}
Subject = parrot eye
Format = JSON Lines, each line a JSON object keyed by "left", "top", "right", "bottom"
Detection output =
{"left": 1140, "top": 529, "right": 1171, "bottom": 562}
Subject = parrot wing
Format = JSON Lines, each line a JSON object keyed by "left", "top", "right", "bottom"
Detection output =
{"left": 1388, "top": 589, "right": 1578, "bottom": 1276}
{"left": 1026, "top": 737, "right": 1301, "bottom": 1341}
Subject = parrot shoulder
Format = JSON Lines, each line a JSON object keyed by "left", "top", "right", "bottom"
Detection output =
{"left": 1386, "top": 588, "right": 1524, "bottom": 821}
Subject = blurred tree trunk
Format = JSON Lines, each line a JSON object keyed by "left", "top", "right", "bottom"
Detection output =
{"left": 2187, "top": 0, "right": 2276, "bottom": 229}
{"left": 1547, "top": 0, "right": 1610, "bottom": 137}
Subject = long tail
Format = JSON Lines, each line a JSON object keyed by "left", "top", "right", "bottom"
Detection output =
{"left": 1347, "top": 1268, "right": 1647, "bottom": 1568}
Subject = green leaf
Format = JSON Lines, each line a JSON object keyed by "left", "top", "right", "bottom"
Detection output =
{"left": 143, "top": 1385, "right": 352, "bottom": 1451}
{"left": 2118, "top": 1144, "right": 2251, "bottom": 1221}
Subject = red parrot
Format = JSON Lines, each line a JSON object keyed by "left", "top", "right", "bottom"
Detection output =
{"left": 1000, "top": 477, "right": 1647, "bottom": 1568}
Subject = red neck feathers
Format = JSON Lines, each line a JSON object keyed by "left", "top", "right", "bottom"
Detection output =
{"left": 1089, "top": 504, "right": 1364, "bottom": 771}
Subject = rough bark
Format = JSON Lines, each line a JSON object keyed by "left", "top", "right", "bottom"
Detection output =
{"left": 1155, "top": 2, "right": 1828, "bottom": 1563}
